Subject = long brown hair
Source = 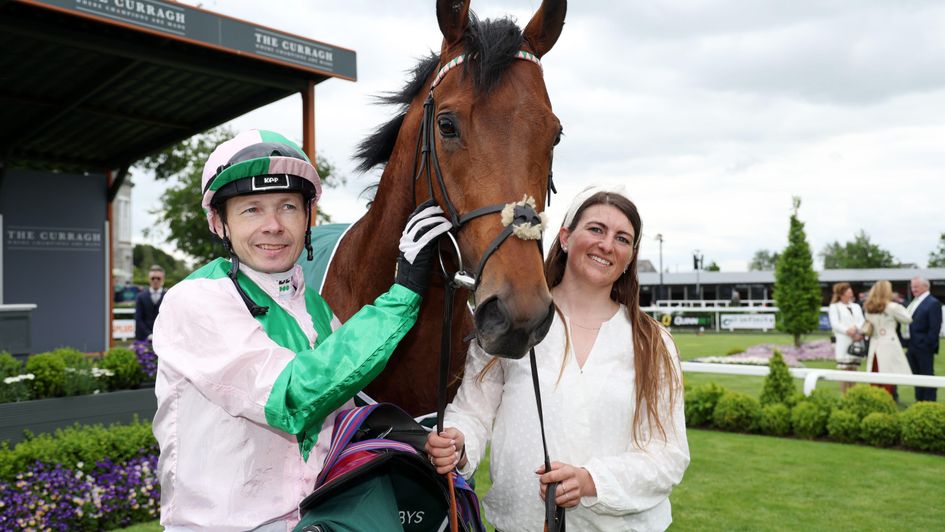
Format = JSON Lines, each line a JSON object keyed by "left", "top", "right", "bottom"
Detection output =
{"left": 479, "top": 191, "right": 681, "bottom": 445}
{"left": 864, "top": 280, "right": 892, "bottom": 314}
{"left": 831, "top": 282, "right": 852, "bottom": 304}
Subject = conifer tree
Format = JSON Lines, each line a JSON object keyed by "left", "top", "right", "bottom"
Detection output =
{"left": 774, "top": 197, "right": 822, "bottom": 346}
{"left": 760, "top": 350, "right": 794, "bottom": 406}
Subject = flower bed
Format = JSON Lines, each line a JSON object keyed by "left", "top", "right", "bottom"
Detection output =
{"left": 693, "top": 339, "right": 834, "bottom": 367}
{"left": 0, "top": 454, "right": 159, "bottom": 530}
{"left": 0, "top": 421, "right": 159, "bottom": 530}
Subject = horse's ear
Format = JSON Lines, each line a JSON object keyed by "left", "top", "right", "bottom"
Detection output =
{"left": 523, "top": 0, "right": 567, "bottom": 58}
{"left": 437, "top": 0, "right": 471, "bottom": 48}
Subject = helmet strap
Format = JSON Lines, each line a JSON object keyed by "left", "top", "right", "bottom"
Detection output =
{"left": 304, "top": 201, "right": 314, "bottom": 261}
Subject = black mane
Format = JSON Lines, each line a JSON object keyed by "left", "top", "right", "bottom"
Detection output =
{"left": 354, "top": 16, "right": 525, "bottom": 173}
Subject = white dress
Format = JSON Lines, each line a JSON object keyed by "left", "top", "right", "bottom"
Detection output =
{"left": 865, "top": 302, "right": 913, "bottom": 375}
{"left": 828, "top": 302, "right": 865, "bottom": 365}
{"left": 445, "top": 307, "right": 690, "bottom": 532}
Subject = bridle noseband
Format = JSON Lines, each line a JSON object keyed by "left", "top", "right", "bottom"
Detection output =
{"left": 413, "top": 50, "right": 557, "bottom": 293}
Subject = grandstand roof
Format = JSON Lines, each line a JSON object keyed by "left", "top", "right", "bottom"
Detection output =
{"left": 0, "top": 0, "right": 356, "bottom": 172}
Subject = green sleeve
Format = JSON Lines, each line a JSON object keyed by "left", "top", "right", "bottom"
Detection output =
{"left": 265, "top": 284, "right": 420, "bottom": 459}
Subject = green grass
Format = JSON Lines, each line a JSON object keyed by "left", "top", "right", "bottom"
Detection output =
{"left": 670, "top": 429, "right": 945, "bottom": 531}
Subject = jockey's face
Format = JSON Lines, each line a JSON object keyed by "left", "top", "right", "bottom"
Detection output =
{"left": 215, "top": 192, "right": 307, "bottom": 273}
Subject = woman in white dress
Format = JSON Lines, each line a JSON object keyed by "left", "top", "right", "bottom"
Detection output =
{"left": 863, "top": 280, "right": 912, "bottom": 397}
{"left": 425, "top": 185, "right": 689, "bottom": 532}
{"left": 827, "top": 282, "right": 865, "bottom": 393}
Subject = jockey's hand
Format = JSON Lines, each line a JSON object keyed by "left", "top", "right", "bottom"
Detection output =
{"left": 424, "top": 427, "right": 466, "bottom": 475}
{"left": 395, "top": 200, "right": 452, "bottom": 297}
{"left": 536, "top": 461, "right": 597, "bottom": 508}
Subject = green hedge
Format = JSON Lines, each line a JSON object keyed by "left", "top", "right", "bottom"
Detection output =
{"left": 1, "top": 346, "right": 151, "bottom": 404}
{"left": 684, "top": 380, "right": 945, "bottom": 455}
{"left": 899, "top": 402, "right": 945, "bottom": 453}
{"left": 685, "top": 382, "right": 727, "bottom": 427}
{"left": 0, "top": 420, "right": 156, "bottom": 481}
{"left": 712, "top": 391, "right": 760, "bottom": 433}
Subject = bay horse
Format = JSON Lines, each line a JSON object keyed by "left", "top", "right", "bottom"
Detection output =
{"left": 317, "top": 0, "right": 567, "bottom": 416}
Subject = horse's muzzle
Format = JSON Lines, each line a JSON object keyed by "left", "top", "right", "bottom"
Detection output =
{"left": 474, "top": 296, "right": 555, "bottom": 359}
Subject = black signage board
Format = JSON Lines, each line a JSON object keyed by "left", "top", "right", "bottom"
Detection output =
{"left": 27, "top": 0, "right": 357, "bottom": 80}
{"left": 2, "top": 169, "right": 107, "bottom": 353}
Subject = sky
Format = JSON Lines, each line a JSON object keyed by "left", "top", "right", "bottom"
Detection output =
{"left": 131, "top": 0, "right": 945, "bottom": 272}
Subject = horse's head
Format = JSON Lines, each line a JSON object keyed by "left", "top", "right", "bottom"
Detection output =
{"left": 418, "top": 0, "right": 567, "bottom": 358}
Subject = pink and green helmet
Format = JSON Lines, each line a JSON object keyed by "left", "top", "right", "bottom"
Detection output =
{"left": 201, "top": 129, "right": 322, "bottom": 235}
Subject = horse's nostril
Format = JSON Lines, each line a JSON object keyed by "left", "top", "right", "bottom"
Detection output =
{"left": 474, "top": 296, "right": 510, "bottom": 337}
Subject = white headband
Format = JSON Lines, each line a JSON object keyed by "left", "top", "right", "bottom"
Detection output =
{"left": 561, "top": 183, "right": 634, "bottom": 230}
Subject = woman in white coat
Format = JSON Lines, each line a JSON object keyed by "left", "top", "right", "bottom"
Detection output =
{"left": 863, "top": 280, "right": 912, "bottom": 397}
{"left": 827, "top": 282, "right": 865, "bottom": 393}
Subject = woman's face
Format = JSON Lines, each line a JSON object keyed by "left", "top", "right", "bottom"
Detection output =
{"left": 559, "top": 204, "right": 635, "bottom": 289}
{"left": 841, "top": 288, "right": 854, "bottom": 303}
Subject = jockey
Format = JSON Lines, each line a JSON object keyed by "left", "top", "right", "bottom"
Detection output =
{"left": 151, "top": 129, "right": 451, "bottom": 531}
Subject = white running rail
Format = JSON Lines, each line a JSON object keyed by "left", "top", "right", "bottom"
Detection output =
{"left": 681, "top": 362, "right": 945, "bottom": 396}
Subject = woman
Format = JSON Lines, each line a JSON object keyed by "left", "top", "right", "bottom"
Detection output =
{"left": 863, "top": 280, "right": 913, "bottom": 397}
{"left": 827, "top": 282, "right": 865, "bottom": 393}
{"left": 426, "top": 185, "right": 689, "bottom": 531}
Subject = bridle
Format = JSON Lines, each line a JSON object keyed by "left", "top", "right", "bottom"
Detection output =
{"left": 416, "top": 50, "right": 566, "bottom": 532}
{"left": 413, "top": 49, "right": 556, "bottom": 293}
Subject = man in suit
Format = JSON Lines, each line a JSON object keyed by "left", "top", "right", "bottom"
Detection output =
{"left": 903, "top": 276, "right": 942, "bottom": 401}
{"left": 135, "top": 265, "right": 166, "bottom": 341}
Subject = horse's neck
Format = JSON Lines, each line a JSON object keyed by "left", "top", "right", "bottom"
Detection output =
{"left": 323, "top": 160, "right": 416, "bottom": 320}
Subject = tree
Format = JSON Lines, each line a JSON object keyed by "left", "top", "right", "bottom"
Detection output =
{"left": 132, "top": 244, "right": 190, "bottom": 285}
{"left": 137, "top": 127, "right": 345, "bottom": 264}
{"left": 705, "top": 261, "right": 720, "bottom": 272}
{"left": 773, "top": 197, "right": 822, "bottom": 347}
{"left": 749, "top": 249, "right": 780, "bottom": 271}
{"left": 929, "top": 233, "right": 945, "bottom": 268}
{"left": 820, "top": 230, "right": 896, "bottom": 269}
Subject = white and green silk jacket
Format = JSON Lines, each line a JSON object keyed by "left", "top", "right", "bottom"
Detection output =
{"left": 152, "top": 258, "right": 419, "bottom": 531}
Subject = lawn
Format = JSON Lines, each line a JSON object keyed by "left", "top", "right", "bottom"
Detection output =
{"left": 670, "top": 429, "right": 945, "bottom": 531}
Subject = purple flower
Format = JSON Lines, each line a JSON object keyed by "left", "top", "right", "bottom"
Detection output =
{"left": 132, "top": 341, "right": 158, "bottom": 381}
{"left": 0, "top": 452, "right": 160, "bottom": 529}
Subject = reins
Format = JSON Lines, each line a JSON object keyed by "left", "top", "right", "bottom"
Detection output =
{"left": 417, "top": 50, "right": 565, "bottom": 532}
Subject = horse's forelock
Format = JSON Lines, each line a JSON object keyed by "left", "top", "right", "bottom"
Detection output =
{"left": 462, "top": 16, "right": 525, "bottom": 94}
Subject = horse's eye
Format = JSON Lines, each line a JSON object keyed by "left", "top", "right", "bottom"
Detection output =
{"left": 553, "top": 133, "right": 561, "bottom": 147}
{"left": 437, "top": 116, "right": 458, "bottom": 138}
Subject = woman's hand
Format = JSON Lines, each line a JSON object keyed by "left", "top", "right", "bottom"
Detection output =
{"left": 536, "top": 461, "right": 597, "bottom": 508}
{"left": 846, "top": 326, "right": 857, "bottom": 337}
{"left": 424, "top": 427, "right": 467, "bottom": 475}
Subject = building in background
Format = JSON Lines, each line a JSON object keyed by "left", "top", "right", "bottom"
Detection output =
{"left": 112, "top": 180, "right": 134, "bottom": 285}
{"left": 639, "top": 267, "right": 945, "bottom": 308}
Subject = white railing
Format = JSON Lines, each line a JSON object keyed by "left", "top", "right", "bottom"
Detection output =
{"left": 682, "top": 361, "right": 945, "bottom": 395}
{"left": 656, "top": 299, "right": 776, "bottom": 308}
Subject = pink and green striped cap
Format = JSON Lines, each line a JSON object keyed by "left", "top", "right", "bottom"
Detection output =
{"left": 201, "top": 129, "right": 322, "bottom": 234}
